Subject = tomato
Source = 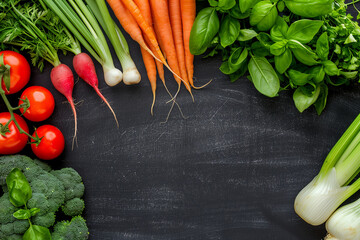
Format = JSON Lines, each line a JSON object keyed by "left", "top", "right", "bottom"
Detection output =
{"left": 31, "top": 125, "right": 65, "bottom": 160}
{"left": 0, "top": 51, "right": 31, "bottom": 95}
{"left": 0, "top": 112, "right": 29, "bottom": 154}
{"left": 19, "top": 86, "right": 55, "bottom": 122}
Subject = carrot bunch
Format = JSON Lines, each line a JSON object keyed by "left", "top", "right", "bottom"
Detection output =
{"left": 106, "top": 0, "right": 197, "bottom": 115}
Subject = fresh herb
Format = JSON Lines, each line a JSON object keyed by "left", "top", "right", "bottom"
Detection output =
{"left": 190, "top": 0, "right": 360, "bottom": 114}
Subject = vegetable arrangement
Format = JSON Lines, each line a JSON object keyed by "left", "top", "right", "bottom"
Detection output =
{"left": 106, "top": 0, "right": 207, "bottom": 115}
{"left": 0, "top": 155, "right": 88, "bottom": 239}
{"left": 190, "top": 0, "right": 360, "bottom": 114}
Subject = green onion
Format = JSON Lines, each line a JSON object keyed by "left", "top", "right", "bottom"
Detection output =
{"left": 43, "top": 0, "right": 123, "bottom": 86}
{"left": 86, "top": 0, "right": 141, "bottom": 85}
{"left": 325, "top": 197, "right": 360, "bottom": 240}
{"left": 294, "top": 114, "right": 360, "bottom": 225}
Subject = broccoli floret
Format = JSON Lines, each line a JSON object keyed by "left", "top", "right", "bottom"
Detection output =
{"left": 52, "top": 168, "right": 85, "bottom": 201}
{"left": 62, "top": 198, "right": 85, "bottom": 216}
{"left": 5, "top": 234, "right": 22, "bottom": 240}
{"left": 12, "top": 220, "right": 29, "bottom": 234}
{"left": 0, "top": 155, "right": 88, "bottom": 239}
{"left": 52, "top": 216, "right": 89, "bottom": 240}
{"left": 32, "top": 212, "right": 56, "bottom": 228}
{"left": 0, "top": 193, "right": 16, "bottom": 224}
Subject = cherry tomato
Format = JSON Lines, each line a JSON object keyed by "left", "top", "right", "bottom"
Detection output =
{"left": 0, "top": 112, "right": 29, "bottom": 154}
{"left": 31, "top": 125, "right": 65, "bottom": 160}
{"left": 0, "top": 51, "right": 31, "bottom": 95}
{"left": 19, "top": 86, "right": 55, "bottom": 122}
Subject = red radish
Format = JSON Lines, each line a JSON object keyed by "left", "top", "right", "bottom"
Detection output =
{"left": 73, "top": 53, "right": 119, "bottom": 127}
{"left": 50, "top": 64, "right": 77, "bottom": 147}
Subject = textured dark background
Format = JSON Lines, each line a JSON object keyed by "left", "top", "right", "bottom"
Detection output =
{"left": 2, "top": 2, "right": 360, "bottom": 240}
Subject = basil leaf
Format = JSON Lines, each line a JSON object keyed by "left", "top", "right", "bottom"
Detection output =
{"left": 23, "top": 225, "right": 51, "bottom": 240}
{"left": 284, "top": 0, "right": 334, "bottom": 18}
{"left": 275, "top": 48, "right": 292, "bottom": 74}
{"left": 288, "top": 69, "right": 312, "bottom": 86}
{"left": 322, "top": 60, "right": 339, "bottom": 76}
{"left": 239, "top": 0, "right": 261, "bottom": 13}
{"left": 250, "top": 1, "right": 278, "bottom": 31}
{"left": 238, "top": 29, "right": 258, "bottom": 41}
{"left": 314, "top": 84, "right": 328, "bottom": 115}
{"left": 309, "top": 66, "right": 325, "bottom": 83}
{"left": 270, "top": 16, "right": 288, "bottom": 42}
{"left": 286, "top": 20, "right": 323, "bottom": 44}
{"left": 6, "top": 168, "right": 32, "bottom": 207}
{"left": 219, "top": 15, "right": 240, "bottom": 48}
{"left": 316, "top": 32, "right": 329, "bottom": 61}
{"left": 270, "top": 39, "right": 288, "bottom": 56}
{"left": 229, "top": 5, "right": 250, "bottom": 19}
{"left": 189, "top": 7, "right": 220, "bottom": 55}
{"left": 251, "top": 42, "right": 271, "bottom": 57}
{"left": 229, "top": 62, "right": 248, "bottom": 82}
{"left": 248, "top": 55, "right": 280, "bottom": 97}
{"left": 13, "top": 209, "right": 31, "bottom": 220}
{"left": 277, "top": 1, "right": 285, "bottom": 12}
{"left": 30, "top": 208, "right": 41, "bottom": 217}
{"left": 210, "top": 0, "right": 236, "bottom": 10}
{"left": 228, "top": 47, "right": 248, "bottom": 72}
{"left": 257, "top": 32, "right": 274, "bottom": 49}
{"left": 290, "top": 42, "right": 319, "bottom": 66}
{"left": 293, "top": 85, "right": 321, "bottom": 113}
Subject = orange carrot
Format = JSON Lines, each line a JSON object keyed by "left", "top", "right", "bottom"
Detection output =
{"left": 180, "top": 0, "right": 196, "bottom": 87}
{"left": 106, "top": 0, "right": 154, "bottom": 58}
{"left": 133, "top": 0, "right": 152, "bottom": 25}
{"left": 119, "top": 0, "right": 168, "bottom": 66}
{"left": 169, "top": 0, "right": 192, "bottom": 95}
{"left": 150, "top": 0, "right": 191, "bottom": 97}
{"left": 140, "top": 47, "right": 157, "bottom": 115}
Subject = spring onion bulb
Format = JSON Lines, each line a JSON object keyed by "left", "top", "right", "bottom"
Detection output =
{"left": 326, "top": 198, "right": 360, "bottom": 240}
{"left": 86, "top": 0, "right": 141, "bottom": 85}
{"left": 295, "top": 114, "right": 360, "bottom": 226}
{"left": 43, "top": 0, "right": 123, "bottom": 86}
{"left": 324, "top": 234, "right": 339, "bottom": 240}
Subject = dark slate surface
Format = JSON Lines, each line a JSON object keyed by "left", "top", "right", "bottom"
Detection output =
{"left": 2, "top": 3, "right": 360, "bottom": 240}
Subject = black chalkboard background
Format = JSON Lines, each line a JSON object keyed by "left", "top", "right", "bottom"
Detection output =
{"left": 2, "top": 2, "right": 360, "bottom": 240}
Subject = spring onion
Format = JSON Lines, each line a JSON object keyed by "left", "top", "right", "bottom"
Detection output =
{"left": 43, "top": 0, "right": 123, "bottom": 86}
{"left": 294, "top": 114, "right": 360, "bottom": 226}
{"left": 325, "top": 197, "right": 360, "bottom": 240}
{"left": 86, "top": 0, "right": 141, "bottom": 85}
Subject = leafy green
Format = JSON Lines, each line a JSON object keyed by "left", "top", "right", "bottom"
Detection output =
{"left": 190, "top": 0, "right": 360, "bottom": 113}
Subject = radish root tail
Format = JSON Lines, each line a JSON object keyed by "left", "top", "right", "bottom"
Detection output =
{"left": 94, "top": 87, "right": 119, "bottom": 128}
{"left": 67, "top": 97, "right": 78, "bottom": 150}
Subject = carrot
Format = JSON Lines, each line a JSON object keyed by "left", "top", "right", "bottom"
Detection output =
{"left": 150, "top": 0, "right": 191, "bottom": 97}
{"left": 73, "top": 53, "right": 119, "bottom": 127}
{"left": 140, "top": 47, "right": 157, "bottom": 115}
{"left": 180, "top": 0, "right": 195, "bottom": 87}
{"left": 106, "top": 0, "right": 154, "bottom": 59}
{"left": 169, "top": 0, "right": 192, "bottom": 96}
{"left": 115, "top": 0, "right": 168, "bottom": 67}
{"left": 133, "top": 0, "right": 152, "bottom": 25}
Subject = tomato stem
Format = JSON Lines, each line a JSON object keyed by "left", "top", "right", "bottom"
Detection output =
{"left": 0, "top": 81, "right": 40, "bottom": 143}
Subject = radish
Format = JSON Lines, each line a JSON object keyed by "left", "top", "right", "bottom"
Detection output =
{"left": 73, "top": 53, "right": 119, "bottom": 127}
{"left": 50, "top": 64, "right": 77, "bottom": 147}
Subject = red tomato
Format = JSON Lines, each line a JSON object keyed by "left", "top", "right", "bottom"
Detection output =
{"left": 19, "top": 86, "right": 55, "bottom": 122}
{"left": 0, "top": 112, "right": 29, "bottom": 154}
{"left": 31, "top": 125, "right": 65, "bottom": 160}
{"left": 0, "top": 51, "right": 31, "bottom": 95}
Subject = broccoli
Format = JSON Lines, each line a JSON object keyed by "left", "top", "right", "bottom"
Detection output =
{"left": 62, "top": 198, "right": 85, "bottom": 216}
{"left": 0, "top": 155, "right": 88, "bottom": 239}
{"left": 52, "top": 216, "right": 89, "bottom": 240}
